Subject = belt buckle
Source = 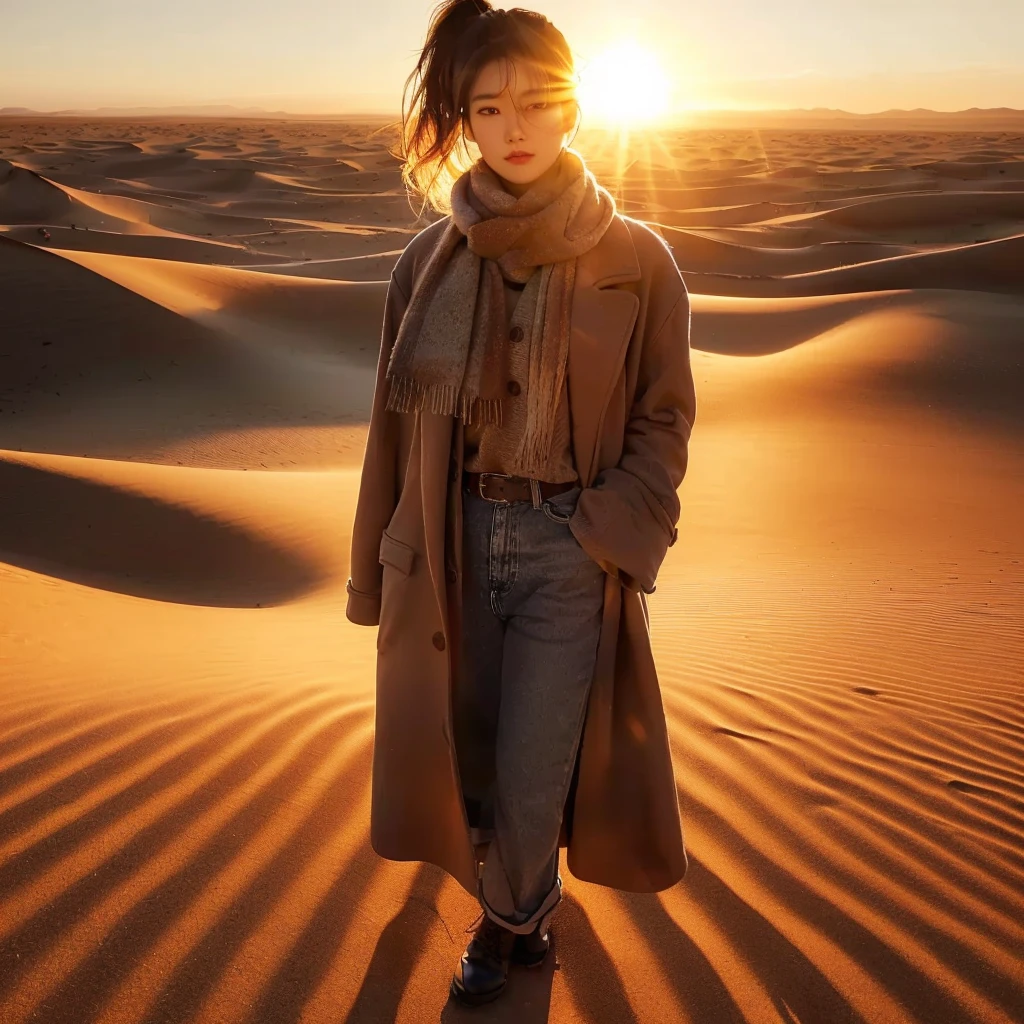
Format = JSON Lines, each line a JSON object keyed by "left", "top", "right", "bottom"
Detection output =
{"left": 478, "top": 472, "right": 512, "bottom": 503}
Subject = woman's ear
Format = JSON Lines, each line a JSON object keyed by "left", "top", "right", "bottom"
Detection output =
{"left": 462, "top": 117, "right": 475, "bottom": 144}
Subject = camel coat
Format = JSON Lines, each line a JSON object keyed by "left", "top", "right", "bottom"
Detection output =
{"left": 346, "top": 211, "right": 697, "bottom": 895}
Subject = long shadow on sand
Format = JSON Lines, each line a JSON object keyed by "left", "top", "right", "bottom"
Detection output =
{"left": 618, "top": 859, "right": 854, "bottom": 1024}
{"left": 346, "top": 864, "right": 451, "bottom": 1022}
{"left": 552, "top": 892, "right": 639, "bottom": 1024}
{"left": 0, "top": 691, "right": 365, "bottom": 1020}
{"left": 343, "top": 861, "right": 557, "bottom": 1023}
{"left": 129, "top": 722, "right": 376, "bottom": 1024}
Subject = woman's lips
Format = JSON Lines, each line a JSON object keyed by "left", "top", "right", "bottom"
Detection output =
{"left": 505, "top": 153, "right": 534, "bottom": 164}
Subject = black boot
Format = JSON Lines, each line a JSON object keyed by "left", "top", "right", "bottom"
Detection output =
{"left": 450, "top": 913, "right": 517, "bottom": 1006}
{"left": 511, "top": 923, "right": 551, "bottom": 968}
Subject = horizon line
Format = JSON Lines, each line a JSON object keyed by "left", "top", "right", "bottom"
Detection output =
{"left": 3, "top": 103, "right": 1024, "bottom": 120}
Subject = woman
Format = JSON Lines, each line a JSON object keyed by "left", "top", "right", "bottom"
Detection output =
{"left": 346, "top": 0, "right": 697, "bottom": 1006}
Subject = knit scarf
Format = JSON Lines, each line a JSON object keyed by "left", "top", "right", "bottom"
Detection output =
{"left": 384, "top": 145, "right": 616, "bottom": 477}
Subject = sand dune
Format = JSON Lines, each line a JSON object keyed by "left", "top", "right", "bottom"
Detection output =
{"left": 675, "top": 232, "right": 1024, "bottom": 297}
{"left": 659, "top": 226, "right": 935, "bottom": 276}
{"left": 1, "top": 117, "right": 1022, "bottom": 1024}
{"left": 0, "top": 235, "right": 382, "bottom": 467}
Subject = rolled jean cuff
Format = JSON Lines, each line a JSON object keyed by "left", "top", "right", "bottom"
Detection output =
{"left": 478, "top": 874, "right": 563, "bottom": 936}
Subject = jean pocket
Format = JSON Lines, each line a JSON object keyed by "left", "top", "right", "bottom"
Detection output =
{"left": 541, "top": 486, "right": 581, "bottom": 525}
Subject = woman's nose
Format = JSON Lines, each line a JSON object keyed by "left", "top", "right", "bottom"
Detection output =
{"left": 505, "top": 109, "right": 526, "bottom": 136}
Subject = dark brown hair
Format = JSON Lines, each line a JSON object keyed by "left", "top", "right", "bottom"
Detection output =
{"left": 384, "top": 1, "right": 581, "bottom": 216}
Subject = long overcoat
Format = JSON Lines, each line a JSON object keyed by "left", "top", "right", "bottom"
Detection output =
{"left": 346, "top": 210, "right": 697, "bottom": 895}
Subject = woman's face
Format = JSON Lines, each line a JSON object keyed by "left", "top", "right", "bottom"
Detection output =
{"left": 463, "top": 59, "right": 575, "bottom": 197}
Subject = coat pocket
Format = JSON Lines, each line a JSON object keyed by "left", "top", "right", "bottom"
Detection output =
{"left": 379, "top": 530, "right": 415, "bottom": 577}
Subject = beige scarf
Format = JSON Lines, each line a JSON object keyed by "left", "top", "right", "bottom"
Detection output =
{"left": 385, "top": 146, "right": 615, "bottom": 477}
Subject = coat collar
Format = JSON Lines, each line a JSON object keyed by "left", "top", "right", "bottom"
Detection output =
{"left": 574, "top": 213, "right": 642, "bottom": 290}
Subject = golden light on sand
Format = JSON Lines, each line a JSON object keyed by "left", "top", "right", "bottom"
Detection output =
{"left": 2, "top": 113, "right": 1023, "bottom": 1024}
{"left": 576, "top": 40, "right": 671, "bottom": 126}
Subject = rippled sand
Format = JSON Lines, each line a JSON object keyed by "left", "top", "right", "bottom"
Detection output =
{"left": 1, "top": 116, "right": 1022, "bottom": 1024}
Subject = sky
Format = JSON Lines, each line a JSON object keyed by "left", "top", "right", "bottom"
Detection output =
{"left": 2, "top": 0, "right": 1023, "bottom": 116}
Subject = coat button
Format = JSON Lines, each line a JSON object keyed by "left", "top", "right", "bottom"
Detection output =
{"left": 506, "top": 380, "right": 521, "bottom": 397}
{"left": 509, "top": 324, "right": 524, "bottom": 343}
{"left": 432, "top": 631, "right": 446, "bottom": 651}
{"left": 446, "top": 566, "right": 458, "bottom": 583}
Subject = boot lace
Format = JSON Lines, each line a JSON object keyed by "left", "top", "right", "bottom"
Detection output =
{"left": 466, "top": 910, "right": 510, "bottom": 960}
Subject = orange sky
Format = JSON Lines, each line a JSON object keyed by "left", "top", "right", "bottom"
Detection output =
{"left": 1, "top": 0, "right": 1022, "bottom": 116}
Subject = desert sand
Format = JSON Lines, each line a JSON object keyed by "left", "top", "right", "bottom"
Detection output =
{"left": 0, "top": 116, "right": 1022, "bottom": 1024}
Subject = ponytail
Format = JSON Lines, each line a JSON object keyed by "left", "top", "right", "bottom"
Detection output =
{"left": 377, "top": 1, "right": 580, "bottom": 217}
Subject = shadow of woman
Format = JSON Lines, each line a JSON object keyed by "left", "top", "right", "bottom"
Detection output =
{"left": 346, "top": 863, "right": 556, "bottom": 1023}
{"left": 346, "top": 860, "right": 554, "bottom": 1023}
{"left": 343, "top": 864, "right": 447, "bottom": 1022}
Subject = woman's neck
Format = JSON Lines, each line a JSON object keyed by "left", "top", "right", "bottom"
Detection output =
{"left": 499, "top": 150, "right": 565, "bottom": 198}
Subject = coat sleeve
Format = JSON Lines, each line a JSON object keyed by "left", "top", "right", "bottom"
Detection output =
{"left": 570, "top": 276, "right": 696, "bottom": 595}
{"left": 345, "top": 271, "right": 410, "bottom": 626}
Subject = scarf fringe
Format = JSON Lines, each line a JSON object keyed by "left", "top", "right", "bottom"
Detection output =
{"left": 384, "top": 148, "right": 614, "bottom": 476}
{"left": 386, "top": 376, "right": 503, "bottom": 426}
{"left": 511, "top": 432, "right": 554, "bottom": 479}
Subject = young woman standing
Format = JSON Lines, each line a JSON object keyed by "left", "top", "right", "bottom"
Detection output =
{"left": 346, "top": 0, "right": 697, "bottom": 1006}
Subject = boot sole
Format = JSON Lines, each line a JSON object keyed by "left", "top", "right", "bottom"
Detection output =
{"left": 449, "top": 976, "right": 507, "bottom": 1006}
{"left": 510, "top": 947, "right": 549, "bottom": 969}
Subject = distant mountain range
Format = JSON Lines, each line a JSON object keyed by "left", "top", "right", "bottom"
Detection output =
{"left": 0, "top": 104, "right": 299, "bottom": 118}
{"left": 2, "top": 103, "right": 1024, "bottom": 130}
{"left": 683, "top": 106, "right": 1024, "bottom": 130}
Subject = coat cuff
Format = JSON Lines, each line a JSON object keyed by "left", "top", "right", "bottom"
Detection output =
{"left": 345, "top": 579, "right": 381, "bottom": 626}
{"left": 569, "top": 497, "right": 672, "bottom": 596}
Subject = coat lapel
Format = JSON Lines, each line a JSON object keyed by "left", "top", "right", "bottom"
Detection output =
{"left": 568, "top": 215, "right": 642, "bottom": 485}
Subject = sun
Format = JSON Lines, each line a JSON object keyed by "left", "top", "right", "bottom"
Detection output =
{"left": 575, "top": 40, "right": 671, "bottom": 127}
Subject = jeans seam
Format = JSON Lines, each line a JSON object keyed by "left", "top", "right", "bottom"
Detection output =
{"left": 487, "top": 504, "right": 501, "bottom": 616}
{"left": 488, "top": 504, "right": 504, "bottom": 590}
{"left": 509, "top": 506, "right": 520, "bottom": 591}
{"left": 488, "top": 502, "right": 520, "bottom": 617}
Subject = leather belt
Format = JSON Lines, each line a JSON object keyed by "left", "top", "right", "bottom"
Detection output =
{"left": 464, "top": 471, "right": 575, "bottom": 504}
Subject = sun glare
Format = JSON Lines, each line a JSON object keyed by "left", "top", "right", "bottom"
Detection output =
{"left": 576, "top": 40, "right": 671, "bottom": 127}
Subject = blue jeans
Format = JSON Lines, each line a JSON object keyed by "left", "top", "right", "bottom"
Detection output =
{"left": 455, "top": 484, "right": 606, "bottom": 933}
